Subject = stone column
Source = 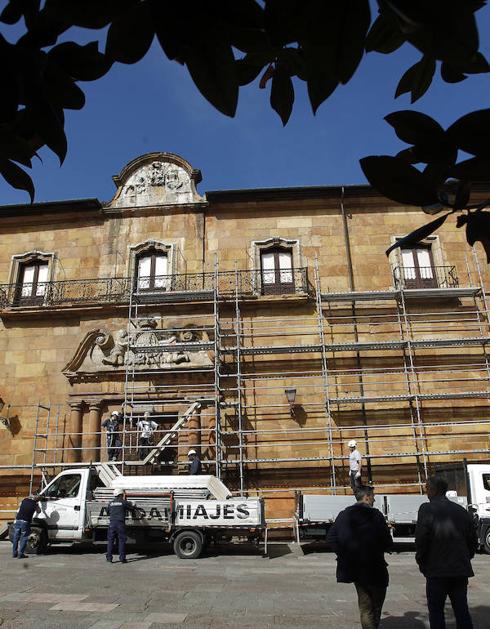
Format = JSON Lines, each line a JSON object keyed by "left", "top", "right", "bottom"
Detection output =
{"left": 66, "top": 402, "right": 83, "bottom": 463}
{"left": 85, "top": 400, "right": 102, "bottom": 463}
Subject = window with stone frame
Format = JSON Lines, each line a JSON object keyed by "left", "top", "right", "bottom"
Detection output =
{"left": 250, "top": 237, "right": 302, "bottom": 296}
{"left": 260, "top": 247, "right": 294, "bottom": 294}
{"left": 129, "top": 241, "right": 176, "bottom": 294}
{"left": 10, "top": 251, "right": 54, "bottom": 306}
{"left": 136, "top": 248, "right": 169, "bottom": 292}
{"left": 400, "top": 244, "right": 438, "bottom": 289}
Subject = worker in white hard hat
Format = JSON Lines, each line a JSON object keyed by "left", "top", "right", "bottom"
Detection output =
{"left": 102, "top": 410, "right": 123, "bottom": 461}
{"left": 106, "top": 487, "right": 138, "bottom": 564}
{"left": 188, "top": 449, "right": 202, "bottom": 475}
{"left": 348, "top": 439, "right": 362, "bottom": 491}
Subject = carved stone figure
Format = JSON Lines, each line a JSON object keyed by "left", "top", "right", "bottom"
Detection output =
{"left": 62, "top": 320, "right": 212, "bottom": 381}
{"left": 100, "top": 329, "right": 128, "bottom": 366}
{"left": 165, "top": 169, "right": 183, "bottom": 190}
{"left": 149, "top": 161, "right": 165, "bottom": 186}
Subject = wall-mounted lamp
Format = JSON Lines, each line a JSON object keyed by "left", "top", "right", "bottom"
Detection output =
{"left": 284, "top": 388, "right": 297, "bottom": 416}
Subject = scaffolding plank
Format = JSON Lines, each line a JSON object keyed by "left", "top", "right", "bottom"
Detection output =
{"left": 321, "top": 287, "right": 481, "bottom": 302}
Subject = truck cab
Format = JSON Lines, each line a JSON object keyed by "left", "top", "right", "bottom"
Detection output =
{"left": 35, "top": 468, "right": 96, "bottom": 542}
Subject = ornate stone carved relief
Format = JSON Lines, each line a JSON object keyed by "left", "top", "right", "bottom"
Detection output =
{"left": 109, "top": 153, "right": 203, "bottom": 208}
{"left": 62, "top": 319, "right": 212, "bottom": 381}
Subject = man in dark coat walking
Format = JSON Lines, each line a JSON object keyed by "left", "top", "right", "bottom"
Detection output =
{"left": 327, "top": 485, "right": 393, "bottom": 629}
{"left": 415, "top": 476, "right": 478, "bottom": 629}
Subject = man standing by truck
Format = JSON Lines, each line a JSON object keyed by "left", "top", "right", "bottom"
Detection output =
{"left": 106, "top": 488, "right": 137, "bottom": 564}
{"left": 415, "top": 475, "right": 478, "bottom": 629}
{"left": 327, "top": 485, "right": 393, "bottom": 629}
{"left": 348, "top": 439, "right": 362, "bottom": 491}
{"left": 11, "top": 494, "right": 41, "bottom": 558}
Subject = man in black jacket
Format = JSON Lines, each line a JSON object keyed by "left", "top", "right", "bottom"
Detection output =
{"left": 11, "top": 494, "right": 41, "bottom": 558}
{"left": 415, "top": 476, "right": 478, "bottom": 629}
{"left": 106, "top": 488, "right": 138, "bottom": 563}
{"left": 327, "top": 485, "right": 393, "bottom": 629}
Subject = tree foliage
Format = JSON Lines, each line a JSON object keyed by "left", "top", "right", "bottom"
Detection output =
{"left": 0, "top": 0, "right": 489, "bottom": 258}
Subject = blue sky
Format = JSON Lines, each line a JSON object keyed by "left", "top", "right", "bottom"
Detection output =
{"left": 1, "top": 3, "right": 490, "bottom": 205}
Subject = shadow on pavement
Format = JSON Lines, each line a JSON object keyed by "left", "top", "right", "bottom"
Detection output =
{"left": 381, "top": 605, "right": 490, "bottom": 628}
{"left": 381, "top": 611, "right": 426, "bottom": 627}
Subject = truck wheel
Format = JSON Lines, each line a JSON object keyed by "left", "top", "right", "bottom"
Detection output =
{"left": 173, "top": 531, "right": 203, "bottom": 559}
{"left": 27, "top": 528, "right": 47, "bottom": 554}
{"left": 484, "top": 529, "right": 490, "bottom": 555}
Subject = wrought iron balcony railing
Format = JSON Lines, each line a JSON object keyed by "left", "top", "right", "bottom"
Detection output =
{"left": 393, "top": 265, "right": 459, "bottom": 290}
{"left": 0, "top": 268, "right": 309, "bottom": 309}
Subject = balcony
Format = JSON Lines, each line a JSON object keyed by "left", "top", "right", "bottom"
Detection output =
{"left": 0, "top": 268, "right": 309, "bottom": 310}
{"left": 393, "top": 265, "right": 459, "bottom": 290}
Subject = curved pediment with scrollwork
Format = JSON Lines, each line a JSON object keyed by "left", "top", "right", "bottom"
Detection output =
{"left": 62, "top": 320, "right": 213, "bottom": 382}
{"left": 108, "top": 152, "right": 204, "bottom": 208}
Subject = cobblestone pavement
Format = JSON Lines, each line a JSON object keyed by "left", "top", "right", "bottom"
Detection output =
{"left": 0, "top": 542, "right": 489, "bottom": 628}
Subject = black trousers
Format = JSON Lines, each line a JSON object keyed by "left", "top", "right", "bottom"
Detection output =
{"left": 106, "top": 521, "right": 127, "bottom": 561}
{"left": 426, "top": 576, "right": 473, "bottom": 629}
{"left": 138, "top": 437, "right": 150, "bottom": 460}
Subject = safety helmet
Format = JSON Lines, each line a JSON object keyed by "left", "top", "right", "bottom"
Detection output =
{"left": 348, "top": 440, "right": 357, "bottom": 448}
{"left": 187, "top": 449, "right": 197, "bottom": 457}
{"left": 113, "top": 488, "right": 124, "bottom": 497}
{"left": 111, "top": 411, "right": 119, "bottom": 417}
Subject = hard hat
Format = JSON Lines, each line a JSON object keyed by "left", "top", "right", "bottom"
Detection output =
{"left": 348, "top": 440, "right": 357, "bottom": 448}
{"left": 187, "top": 449, "right": 197, "bottom": 457}
{"left": 113, "top": 488, "right": 124, "bottom": 497}
{"left": 111, "top": 411, "right": 119, "bottom": 417}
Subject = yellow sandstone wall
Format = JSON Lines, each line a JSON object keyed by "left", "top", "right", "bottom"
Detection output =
{"left": 0, "top": 187, "right": 489, "bottom": 523}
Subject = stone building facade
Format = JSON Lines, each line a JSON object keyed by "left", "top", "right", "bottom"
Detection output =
{"left": 1, "top": 152, "right": 489, "bottom": 522}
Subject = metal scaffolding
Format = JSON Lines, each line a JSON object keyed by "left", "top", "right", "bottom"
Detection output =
{"left": 3, "top": 252, "right": 489, "bottom": 499}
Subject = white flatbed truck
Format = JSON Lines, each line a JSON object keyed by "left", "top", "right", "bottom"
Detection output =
{"left": 296, "top": 463, "right": 490, "bottom": 554}
{"left": 9, "top": 465, "right": 265, "bottom": 559}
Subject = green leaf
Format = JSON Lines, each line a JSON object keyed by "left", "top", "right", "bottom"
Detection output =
{"left": 185, "top": 39, "right": 239, "bottom": 117}
{"left": 106, "top": 2, "right": 154, "bottom": 65}
{"left": 42, "top": 0, "right": 132, "bottom": 30}
{"left": 446, "top": 109, "right": 490, "bottom": 157}
{"left": 441, "top": 62, "right": 467, "bottom": 83}
{"left": 270, "top": 62, "right": 294, "bottom": 126}
{"left": 385, "top": 213, "right": 451, "bottom": 256}
{"left": 49, "top": 42, "right": 112, "bottom": 81}
{"left": 0, "top": 159, "right": 34, "bottom": 202}
{"left": 465, "top": 211, "right": 490, "bottom": 263}
{"left": 395, "top": 55, "right": 435, "bottom": 103}
{"left": 306, "top": 68, "right": 337, "bottom": 115}
{"left": 384, "top": 110, "right": 444, "bottom": 146}
{"left": 264, "top": 0, "right": 303, "bottom": 47}
{"left": 453, "top": 181, "right": 471, "bottom": 210}
{"left": 235, "top": 54, "right": 271, "bottom": 86}
{"left": 365, "top": 13, "right": 404, "bottom": 54}
{"left": 0, "top": 126, "right": 36, "bottom": 167}
{"left": 45, "top": 61, "right": 86, "bottom": 110}
{"left": 450, "top": 157, "right": 490, "bottom": 182}
{"left": 360, "top": 155, "right": 439, "bottom": 206}
{"left": 335, "top": 0, "right": 371, "bottom": 84}
{"left": 29, "top": 100, "right": 67, "bottom": 165}
{"left": 422, "top": 163, "right": 451, "bottom": 191}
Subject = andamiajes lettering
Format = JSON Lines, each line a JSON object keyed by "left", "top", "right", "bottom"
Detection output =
{"left": 176, "top": 503, "right": 251, "bottom": 520}
{"left": 98, "top": 506, "right": 168, "bottom": 521}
